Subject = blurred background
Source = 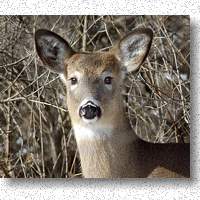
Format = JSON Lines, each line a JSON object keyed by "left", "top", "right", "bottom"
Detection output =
{"left": 0, "top": 15, "right": 190, "bottom": 178}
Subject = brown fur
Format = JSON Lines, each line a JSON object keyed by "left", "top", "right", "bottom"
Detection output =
{"left": 65, "top": 53, "right": 120, "bottom": 77}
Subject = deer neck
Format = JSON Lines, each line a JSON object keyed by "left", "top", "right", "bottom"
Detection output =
{"left": 73, "top": 99, "right": 141, "bottom": 178}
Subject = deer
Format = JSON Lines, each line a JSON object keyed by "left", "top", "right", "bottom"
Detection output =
{"left": 34, "top": 28, "right": 190, "bottom": 178}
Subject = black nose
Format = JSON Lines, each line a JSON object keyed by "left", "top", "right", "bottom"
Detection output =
{"left": 79, "top": 101, "right": 101, "bottom": 120}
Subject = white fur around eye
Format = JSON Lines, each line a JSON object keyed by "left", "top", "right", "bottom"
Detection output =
{"left": 68, "top": 71, "right": 82, "bottom": 90}
{"left": 101, "top": 71, "right": 113, "bottom": 90}
{"left": 105, "top": 84, "right": 112, "bottom": 90}
{"left": 71, "top": 83, "right": 78, "bottom": 90}
{"left": 59, "top": 73, "right": 79, "bottom": 90}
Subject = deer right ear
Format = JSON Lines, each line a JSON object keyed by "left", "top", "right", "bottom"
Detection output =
{"left": 118, "top": 28, "right": 153, "bottom": 73}
{"left": 35, "top": 29, "right": 74, "bottom": 74}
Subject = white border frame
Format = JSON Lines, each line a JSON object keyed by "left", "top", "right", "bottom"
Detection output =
{"left": 0, "top": 0, "right": 198, "bottom": 199}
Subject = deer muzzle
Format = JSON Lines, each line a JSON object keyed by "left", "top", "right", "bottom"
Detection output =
{"left": 79, "top": 100, "right": 102, "bottom": 121}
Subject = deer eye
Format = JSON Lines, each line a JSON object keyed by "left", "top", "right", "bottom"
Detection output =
{"left": 70, "top": 77, "right": 78, "bottom": 85}
{"left": 104, "top": 76, "right": 112, "bottom": 85}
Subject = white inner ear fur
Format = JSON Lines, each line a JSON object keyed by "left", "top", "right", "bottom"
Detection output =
{"left": 121, "top": 34, "right": 150, "bottom": 72}
{"left": 41, "top": 36, "right": 67, "bottom": 63}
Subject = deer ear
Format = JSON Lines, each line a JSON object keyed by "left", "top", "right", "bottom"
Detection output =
{"left": 118, "top": 28, "right": 153, "bottom": 73}
{"left": 35, "top": 29, "right": 74, "bottom": 74}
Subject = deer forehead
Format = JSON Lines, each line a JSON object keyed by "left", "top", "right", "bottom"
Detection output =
{"left": 65, "top": 52, "right": 121, "bottom": 77}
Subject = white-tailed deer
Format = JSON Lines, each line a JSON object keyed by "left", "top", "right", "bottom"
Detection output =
{"left": 35, "top": 28, "right": 190, "bottom": 178}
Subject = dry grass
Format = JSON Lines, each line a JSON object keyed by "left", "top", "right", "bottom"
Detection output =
{"left": 0, "top": 15, "right": 190, "bottom": 178}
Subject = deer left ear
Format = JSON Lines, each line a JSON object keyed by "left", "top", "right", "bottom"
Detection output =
{"left": 118, "top": 28, "right": 153, "bottom": 73}
{"left": 35, "top": 29, "right": 75, "bottom": 74}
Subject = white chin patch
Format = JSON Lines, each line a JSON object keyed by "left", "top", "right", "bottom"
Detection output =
{"left": 73, "top": 124, "right": 113, "bottom": 140}
{"left": 81, "top": 116, "right": 98, "bottom": 124}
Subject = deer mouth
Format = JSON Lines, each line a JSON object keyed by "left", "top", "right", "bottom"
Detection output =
{"left": 79, "top": 101, "right": 102, "bottom": 122}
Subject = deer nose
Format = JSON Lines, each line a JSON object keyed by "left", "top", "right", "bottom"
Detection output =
{"left": 79, "top": 101, "right": 101, "bottom": 120}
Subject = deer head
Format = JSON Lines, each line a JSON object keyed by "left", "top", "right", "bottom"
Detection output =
{"left": 35, "top": 28, "right": 153, "bottom": 136}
